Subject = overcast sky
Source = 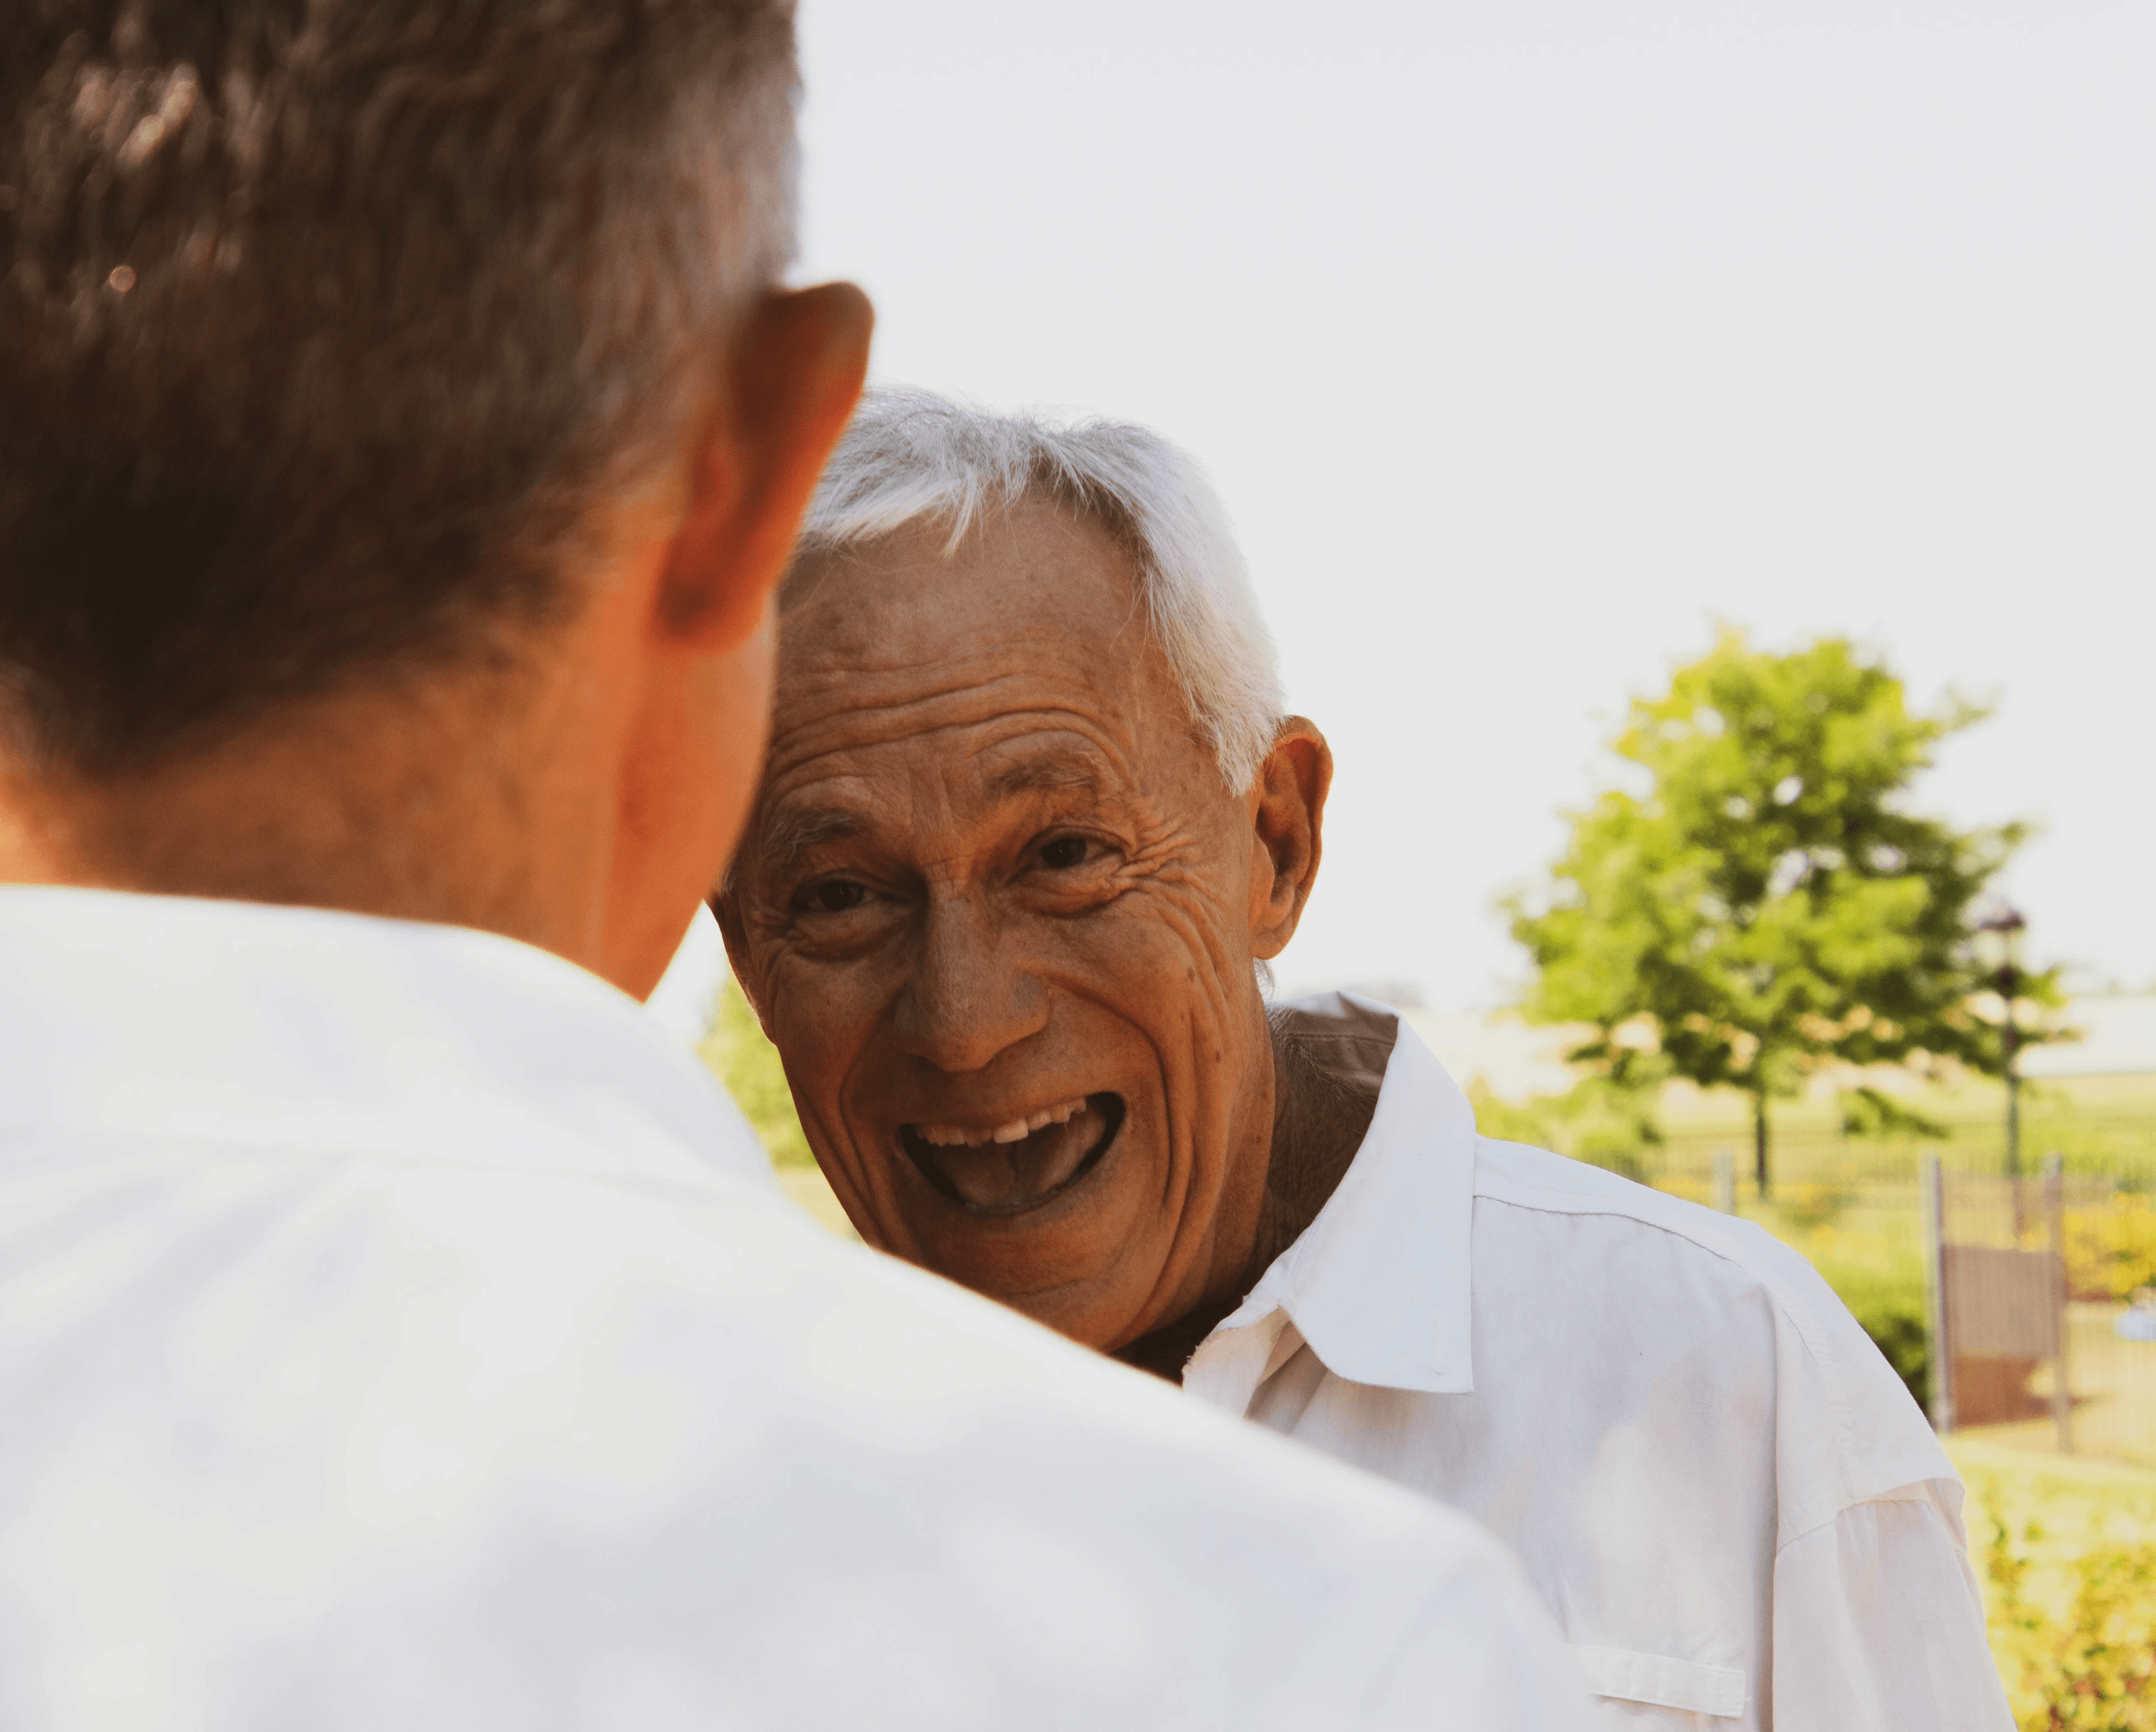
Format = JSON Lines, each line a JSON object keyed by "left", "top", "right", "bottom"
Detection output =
{"left": 790, "top": 0, "right": 2156, "bottom": 1011}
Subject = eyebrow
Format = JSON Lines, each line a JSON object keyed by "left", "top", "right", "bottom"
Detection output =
{"left": 983, "top": 758, "right": 1101, "bottom": 800}
{"left": 748, "top": 759, "right": 1109, "bottom": 890}
{"left": 755, "top": 806, "right": 867, "bottom": 884}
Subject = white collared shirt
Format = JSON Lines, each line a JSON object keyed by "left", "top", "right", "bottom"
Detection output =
{"left": 1186, "top": 994, "right": 2010, "bottom": 1732}
{"left": 0, "top": 889, "right": 1591, "bottom": 1732}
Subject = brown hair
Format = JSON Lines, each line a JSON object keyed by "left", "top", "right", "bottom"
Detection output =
{"left": 0, "top": 0, "right": 797, "bottom": 773}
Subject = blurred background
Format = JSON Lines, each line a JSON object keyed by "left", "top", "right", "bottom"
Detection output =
{"left": 693, "top": 5, "right": 2156, "bottom": 1707}
{"left": 790, "top": 0, "right": 2156, "bottom": 1014}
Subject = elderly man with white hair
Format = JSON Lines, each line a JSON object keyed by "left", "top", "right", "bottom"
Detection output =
{"left": 717, "top": 389, "right": 2012, "bottom": 1731}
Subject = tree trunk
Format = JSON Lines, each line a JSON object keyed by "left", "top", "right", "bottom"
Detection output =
{"left": 1753, "top": 1088, "right": 1771, "bottom": 1200}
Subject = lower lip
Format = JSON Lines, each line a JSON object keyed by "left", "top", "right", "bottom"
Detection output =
{"left": 899, "top": 1094, "right": 1125, "bottom": 1218}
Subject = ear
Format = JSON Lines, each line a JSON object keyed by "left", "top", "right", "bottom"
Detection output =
{"left": 1246, "top": 716, "right": 1332, "bottom": 960}
{"left": 657, "top": 281, "right": 874, "bottom": 650}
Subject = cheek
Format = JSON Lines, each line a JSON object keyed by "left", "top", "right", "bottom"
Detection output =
{"left": 1088, "top": 889, "right": 1269, "bottom": 1187}
{"left": 1055, "top": 890, "right": 1264, "bottom": 1208}
{"left": 763, "top": 958, "right": 892, "bottom": 1163}
{"left": 766, "top": 962, "right": 867, "bottom": 1091}
{"left": 1072, "top": 877, "right": 1254, "bottom": 1051}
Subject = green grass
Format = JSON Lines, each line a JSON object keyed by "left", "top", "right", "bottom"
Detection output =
{"left": 1649, "top": 1070, "right": 2156, "bottom": 1187}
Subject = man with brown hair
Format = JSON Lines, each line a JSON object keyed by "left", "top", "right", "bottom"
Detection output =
{"left": 0, "top": 7, "right": 1589, "bottom": 1728}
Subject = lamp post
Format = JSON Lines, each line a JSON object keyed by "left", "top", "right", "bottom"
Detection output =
{"left": 1975, "top": 905, "right": 2027, "bottom": 1182}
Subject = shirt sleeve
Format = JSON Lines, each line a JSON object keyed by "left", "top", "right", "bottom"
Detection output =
{"left": 1363, "top": 1549, "right": 1599, "bottom": 1731}
{"left": 1771, "top": 1481, "right": 2012, "bottom": 1732}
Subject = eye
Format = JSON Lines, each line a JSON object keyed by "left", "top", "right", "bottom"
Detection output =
{"left": 803, "top": 879, "right": 867, "bottom": 913}
{"left": 1037, "top": 836, "right": 1089, "bottom": 870}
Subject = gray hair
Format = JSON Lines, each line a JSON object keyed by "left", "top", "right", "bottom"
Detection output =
{"left": 792, "top": 390, "right": 1285, "bottom": 794}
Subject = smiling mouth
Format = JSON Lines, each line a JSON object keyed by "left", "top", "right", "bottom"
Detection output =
{"left": 899, "top": 1094, "right": 1125, "bottom": 1217}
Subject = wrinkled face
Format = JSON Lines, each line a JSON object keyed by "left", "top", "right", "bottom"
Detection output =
{"left": 721, "top": 501, "right": 1281, "bottom": 1348}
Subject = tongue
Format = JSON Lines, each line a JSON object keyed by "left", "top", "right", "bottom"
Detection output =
{"left": 927, "top": 1099, "right": 1107, "bottom": 1212}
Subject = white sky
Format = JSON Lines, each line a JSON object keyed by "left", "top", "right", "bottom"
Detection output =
{"left": 792, "top": 0, "right": 2156, "bottom": 1011}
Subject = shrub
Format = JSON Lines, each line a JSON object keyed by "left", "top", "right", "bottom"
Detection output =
{"left": 1982, "top": 1479, "right": 2156, "bottom": 1729}
{"left": 1800, "top": 1233, "right": 1931, "bottom": 1411}
{"left": 1467, "top": 1076, "right": 1663, "bottom": 1182}
{"left": 1772, "top": 1180, "right": 1858, "bottom": 1233}
{"left": 2065, "top": 1195, "right": 2156, "bottom": 1302}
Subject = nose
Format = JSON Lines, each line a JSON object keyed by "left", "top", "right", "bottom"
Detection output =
{"left": 890, "top": 890, "right": 1048, "bottom": 1075}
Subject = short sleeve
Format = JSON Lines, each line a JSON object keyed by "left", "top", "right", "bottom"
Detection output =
{"left": 1771, "top": 1483, "right": 2012, "bottom": 1731}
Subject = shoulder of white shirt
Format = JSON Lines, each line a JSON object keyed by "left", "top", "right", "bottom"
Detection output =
{"left": 0, "top": 889, "right": 1597, "bottom": 1725}
{"left": 1469, "top": 1135, "right": 1960, "bottom": 1527}
{"left": 1469, "top": 1137, "right": 1878, "bottom": 1364}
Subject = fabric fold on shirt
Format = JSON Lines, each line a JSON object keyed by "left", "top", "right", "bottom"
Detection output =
{"left": 1181, "top": 990, "right": 2009, "bottom": 1732}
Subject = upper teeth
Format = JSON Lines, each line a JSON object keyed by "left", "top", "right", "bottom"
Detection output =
{"left": 915, "top": 1097, "right": 1089, "bottom": 1148}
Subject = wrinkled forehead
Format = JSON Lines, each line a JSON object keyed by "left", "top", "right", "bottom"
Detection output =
{"left": 744, "top": 501, "right": 1212, "bottom": 859}
{"left": 770, "top": 501, "right": 1193, "bottom": 759}
{"left": 781, "top": 497, "right": 1135, "bottom": 659}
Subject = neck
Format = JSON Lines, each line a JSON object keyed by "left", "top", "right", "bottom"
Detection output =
{"left": 0, "top": 650, "right": 622, "bottom": 970}
{"left": 1111, "top": 1011, "right": 1379, "bottom": 1382}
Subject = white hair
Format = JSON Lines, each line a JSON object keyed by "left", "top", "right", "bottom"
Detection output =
{"left": 792, "top": 388, "right": 1285, "bottom": 793}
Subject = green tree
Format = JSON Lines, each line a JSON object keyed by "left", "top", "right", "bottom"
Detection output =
{"left": 1508, "top": 630, "right": 2058, "bottom": 1195}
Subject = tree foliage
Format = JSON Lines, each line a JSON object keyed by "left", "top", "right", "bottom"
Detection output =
{"left": 1467, "top": 1075, "right": 1664, "bottom": 1182}
{"left": 1508, "top": 630, "right": 2058, "bottom": 1190}
{"left": 697, "top": 977, "right": 813, "bottom": 1168}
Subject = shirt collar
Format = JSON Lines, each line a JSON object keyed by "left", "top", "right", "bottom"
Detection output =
{"left": 1187, "top": 991, "right": 1478, "bottom": 1402}
{"left": 0, "top": 885, "right": 775, "bottom": 1196}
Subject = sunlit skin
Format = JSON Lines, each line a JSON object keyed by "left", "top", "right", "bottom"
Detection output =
{"left": 719, "top": 500, "right": 1351, "bottom": 1366}
{"left": 0, "top": 285, "right": 873, "bottom": 998}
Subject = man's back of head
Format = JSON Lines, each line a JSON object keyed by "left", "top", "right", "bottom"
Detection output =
{"left": 1, "top": 0, "right": 794, "bottom": 764}
{"left": 0, "top": 0, "right": 868, "bottom": 991}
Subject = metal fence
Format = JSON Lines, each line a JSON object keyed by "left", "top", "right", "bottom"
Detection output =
{"left": 1921, "top": 1153, "right": 2156, "bottom": 1462}
{"left": 1924, "top": 1157, "right": 2068, "bottom": 1443}
{"left": 1649, "top": 1109, "right": 2156, "bottom": 1192}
